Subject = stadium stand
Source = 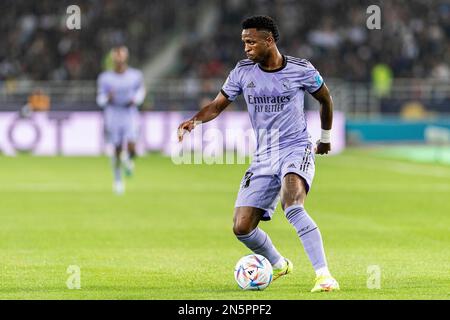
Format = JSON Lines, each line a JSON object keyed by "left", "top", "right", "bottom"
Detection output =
{"left": 0, "top": 0, "right": 449, "bottom": 113}
{"left": 175, "top": 0, "right": 450, "bottom": 82}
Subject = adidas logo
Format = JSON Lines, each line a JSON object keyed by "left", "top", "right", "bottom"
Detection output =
{"left": 247, "top": 81, "right": 256, "bottom": 88}
{"left": 287, "top": 163, "right": 296, "bottom": 169}
{"left": 299, "top": 225, "right": 309, "bottom": 233}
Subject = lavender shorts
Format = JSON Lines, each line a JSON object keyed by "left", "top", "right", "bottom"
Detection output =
{"left": 235, "top": 142, "right": 315, "bottom": 220}
{"left": 104, "top": 108, "right": 139, "bottom": 146}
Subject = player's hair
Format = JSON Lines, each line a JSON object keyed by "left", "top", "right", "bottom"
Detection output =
{"left": 111, "top": 45, "right": 128, "bottom": 52}
{"left": 242, "top": 15, "right": 280, "bottom": 42}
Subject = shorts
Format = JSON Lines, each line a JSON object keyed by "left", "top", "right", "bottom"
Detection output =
{"left": 235, "top": 142, "right": 315, "bottom": 220}
{"left": 104, "top": 108, "right": 139, "bottom": 146}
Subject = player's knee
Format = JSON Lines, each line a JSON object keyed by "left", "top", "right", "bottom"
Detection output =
{"left": 281, "top": 188, "right": 305, "bottom": 209}
{"left": 281, "top": 189, "right": 303, "bottom": 209}
{"left": 232, "top": 222, "right": 254, "bottom": 236}
{"left": 281, "top": 174, "right": 307, "bottom": 208}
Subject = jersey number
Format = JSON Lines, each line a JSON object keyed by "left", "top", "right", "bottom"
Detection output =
{"left": 242, "top": 172, "right": 253, "bottom": 189}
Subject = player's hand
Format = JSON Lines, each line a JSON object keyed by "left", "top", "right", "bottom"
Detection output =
{"left": 177, "top": 119, "right": 197, "bottom": 142}
{"left": 315, "top": 140, "right": 331, "bottom": 155}
{"left": 107, "top": 92, "right": 114, "bottom": 104}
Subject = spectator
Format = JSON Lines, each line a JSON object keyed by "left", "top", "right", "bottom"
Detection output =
{"left": 28, "top": 89, "right": 50, "bottom": 111}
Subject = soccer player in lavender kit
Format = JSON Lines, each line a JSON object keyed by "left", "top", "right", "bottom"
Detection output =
{"left": 178, "top": 16, "right": 339, "bottom": 292}
{"left": 97, "top": 46, "right": 146, "bottom": 194}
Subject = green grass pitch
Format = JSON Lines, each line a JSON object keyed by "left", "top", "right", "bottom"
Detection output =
{"left": 0, "top": 148, "right": 449, "bottom": 299}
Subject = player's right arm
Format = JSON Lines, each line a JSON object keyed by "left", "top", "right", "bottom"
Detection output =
{"left": 177, "top": 92, "right": 231, "bottom": 142}
{"left": 96, "top": 73, "right": 113, "bottom": 107}
{"left": 178, "top": 63, "right": 243, "bottom": 142}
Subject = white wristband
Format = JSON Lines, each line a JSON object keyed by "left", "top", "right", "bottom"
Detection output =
{"left": 193, "top": 120, "right": 202, "bottom": 128}
{"left": 320, "top": 129, "right": 331, "bottom": 143}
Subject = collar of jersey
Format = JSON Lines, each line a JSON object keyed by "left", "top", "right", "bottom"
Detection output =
{"left": 258, "top": 55, "right": 287, "bottom": 73}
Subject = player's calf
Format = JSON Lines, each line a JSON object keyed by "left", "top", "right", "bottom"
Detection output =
{"left": 233, "top": 207, "right": 286, "bottom": 272}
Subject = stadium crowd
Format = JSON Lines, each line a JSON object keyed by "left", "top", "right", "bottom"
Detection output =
{"left": 0, "top": 0, "right": 197, "bottom": 81}
{"left": 1, "top": 0, "right": 449, "bottom": 84}
{"left": 176, "top": 0, "right": 450, "bottom": 82}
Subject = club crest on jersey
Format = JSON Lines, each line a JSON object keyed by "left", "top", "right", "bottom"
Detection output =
{"left": 315, "top": 74, "right": 323, "bottom": 87}
{"left": 281, "top": 79, "right": 290, "bottom": 90}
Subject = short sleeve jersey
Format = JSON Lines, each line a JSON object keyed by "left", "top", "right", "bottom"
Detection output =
{"left": 221, "top": 55, "right": 324, "bottom": 156}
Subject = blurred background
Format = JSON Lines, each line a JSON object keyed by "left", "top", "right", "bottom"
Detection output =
{"left": 0, "top": 0, "right": 449, "bottom": 300}
{"left": 0, "top": 0, "right": 449, "bottom": 161}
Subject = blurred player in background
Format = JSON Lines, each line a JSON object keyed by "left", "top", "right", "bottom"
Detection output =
{"left": 178, "top": 16, "right": 339, "bottom": 292}
{"left": 96, "top": 46, "right": 146, "bottom": 194}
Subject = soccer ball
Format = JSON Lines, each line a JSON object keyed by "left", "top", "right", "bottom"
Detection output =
{"left": 234, "top": 254, "right": 273, "bottom": 290}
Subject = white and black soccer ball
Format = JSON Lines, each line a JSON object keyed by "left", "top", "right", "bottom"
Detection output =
{"left": 234, "top": 254, "right": 273, "bottom": 290}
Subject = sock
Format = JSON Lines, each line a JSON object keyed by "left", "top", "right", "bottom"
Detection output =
{"left": 315, "top": 266, "right": 331, "bottom": 277}
{"left": 272, "top": 257, "right": 286, "bottom": 269}
{"left": 236, "top": 227, "right": 283, "bottom": 266}
{"left": 285, "top": 204, "right": 328, "bottom": 272}
{"left": 111, "top": 156, "right": 122, "bottom": 183}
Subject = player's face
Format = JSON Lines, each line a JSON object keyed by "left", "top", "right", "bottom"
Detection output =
{"left": 241, "top": 28, "right": 272, "bottom": 63}
{"left": 111, "top": 47, "right": 129, "bottom": 66}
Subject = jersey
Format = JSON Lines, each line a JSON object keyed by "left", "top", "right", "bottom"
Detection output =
{"left": 221, "top": 55, "right": 324, "bottom": 160}
{"left": 96, "top": 67, "right": 145, "bottom": 110}
{"left": 96, "top": 68, "right": 146, "bottom": 145}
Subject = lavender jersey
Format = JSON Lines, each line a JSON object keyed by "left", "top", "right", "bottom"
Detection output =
{"left": 221, "top": 55, "right": 323, "bottom": 159}
{"left": 96, "top": 68, "right": 146, "bottom": 145}
{"left": 97, "top": 68, "right": 145, "bottom": 110}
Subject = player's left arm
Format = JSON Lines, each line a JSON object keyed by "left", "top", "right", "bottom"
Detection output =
{"left": 311, "top": 83, "right": 333, "bottom": 155}
{"left": 128, "top": 72, "right": 146, "bottom": 107}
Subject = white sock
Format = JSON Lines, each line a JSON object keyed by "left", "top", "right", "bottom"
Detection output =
{"left": 315, "top": 266, "right": 331, "bottom": 277}
{"left": 272, "top": 257, "right": 286, "bottom": 269}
